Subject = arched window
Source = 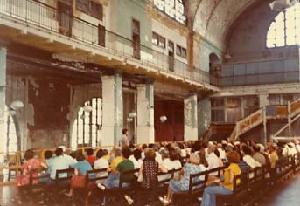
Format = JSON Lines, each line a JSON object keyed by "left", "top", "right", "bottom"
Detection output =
{"left": 267, "top": 3, "right": 300, "bottom": 48}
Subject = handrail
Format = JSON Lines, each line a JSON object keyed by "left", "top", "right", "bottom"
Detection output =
{"left": 229, "top": 97, "right": 300, "bottom": 141}
{"left": 0, "top": 0, "right": 210, "bottom": 85}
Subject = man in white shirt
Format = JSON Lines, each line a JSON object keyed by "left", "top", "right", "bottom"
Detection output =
{"left": 48, "top": 148, "right": 77, "bottom": 180}
{"left": 241, "top": 146, "right": 261, "bottom": 169}
{"left": 206, "top": 144, "right": 222, "bottom": 175}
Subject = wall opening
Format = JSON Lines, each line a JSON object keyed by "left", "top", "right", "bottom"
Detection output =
{"left": 71, "top": 98, "right": 102, "bottom": 149}
{"left": 209, "top": 53, "right": 221, "bottom": 86}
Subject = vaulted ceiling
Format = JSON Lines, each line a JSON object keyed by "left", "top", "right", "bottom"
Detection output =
{"left": 191, "top": 0, "right": 267, "bottom": 49}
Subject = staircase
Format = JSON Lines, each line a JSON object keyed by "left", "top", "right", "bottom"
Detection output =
{"left": 228, "top": 98, "right": 300, "bottom": 141}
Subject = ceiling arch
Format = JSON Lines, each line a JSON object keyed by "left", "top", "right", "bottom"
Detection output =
{"left": 192, "top": 0, "right": 264, "bottom": 49}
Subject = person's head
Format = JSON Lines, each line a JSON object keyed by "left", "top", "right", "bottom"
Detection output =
{"left": 161, "top": 149, "right": 170, "bottom": 160}
{"left": 170, "top": 150, "right": 180, "bottom": 161}
{"left": 144, "top": 148, "right": 156, "bottom": 161}
{"left": 122, "top": 128, "right": 128, "bottom": 135}
{"left": 76, "top": 152, "right": 86, "bottom": 161}
{"left": 55, "top": 148, "right": 64, "bottom": 157}
{"left": 189, "top": 153, "right": 200, "bottom": 165}
{"left": 24, "top": 149, "right": 34, "bottom": 161}
{"left": 227, "top": 151, "right": 241, "bottom": 164}
{"left": 114, "top": 148, "right": 122, "bottom": 157}
{"left": 86, "top": 148, "right": 94, "bottom": 156}
{"left": 241, "top": 145, "right": 252, "bottom": 156}
{"left": 96, "top": 149, "right": 105, "bottom": 159}
{"left": 207, "top": 144, "right": 215, "bottom": 154}
{"left": 133, "top": 149, "right": 142, "bottom": 160}
{"left": 44, "top": 150, "right": 53, "bottom": 160}
{"left": 122, "top": 147, "right": 131, "bottom": 159}
{"left": 103, "top": 149, "right": 108, "bottom": 156}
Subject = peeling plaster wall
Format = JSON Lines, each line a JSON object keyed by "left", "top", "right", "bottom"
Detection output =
{"left": 27, "top": 78, "right": 70, "bottom": 149}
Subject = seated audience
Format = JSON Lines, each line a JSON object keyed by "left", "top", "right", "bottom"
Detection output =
{"left": 201, "top": 151, "right": 241, "bottom": 206}
{"left": 98, "top": 147, "right": 135, "bottom": 190}
{"left": 159, "top": 153, "right": 204, "bottom": 204}
{"left": 20, "top": 149, "right": 47, "bottom": 185}
{"left": 253, "top": 145, "right": 266, "bottom": 166}
{"left": 241, "top": 145, "right": 261, "bottom": 169}
{"left": 86, "top": 148, "right": 96, "bottom": 167}
{"left": 65, "top": 152, "right": 93, "bottom": 197}
{"left": 48, "top": 148, "right": 76, "bottom": 180}
{"left": 129, "top": 148, "right": 143, "bottom": 169}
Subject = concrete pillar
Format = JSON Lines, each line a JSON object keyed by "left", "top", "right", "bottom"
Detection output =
{"left": 101, "top": 73, "right": 123, "bottom": 146}
{"left": 136, "top": 83, "right": 154, "bottom": 144}
{"left": 0, "top": 47, "right": 6, "bottom": 155}
{"left": 198, "top": 97, "right": 211, "bottom": 137}
{"left": 184, "top": 94, "right": 198, "bottom": 141}
{"left": 259, "top": 93, "right": 269, "bottom": 108}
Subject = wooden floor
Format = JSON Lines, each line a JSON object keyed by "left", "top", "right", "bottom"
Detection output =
{"left": 1, "top": 174, "right": 300, "bottom": 206}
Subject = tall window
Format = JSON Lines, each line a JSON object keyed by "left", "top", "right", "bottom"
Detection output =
{"left": 267, "top": 3, "right": 300, "bottom": 48}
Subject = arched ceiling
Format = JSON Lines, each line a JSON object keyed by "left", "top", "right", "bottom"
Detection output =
{"left": 191, "top": 0, "right": 265, "bottom": 50}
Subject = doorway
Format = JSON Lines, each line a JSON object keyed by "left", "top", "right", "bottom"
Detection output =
{"left": 57, "top": 1, "right": 73, "bottom": 37}
{"left": 168, "top": 41, "right": 174, "bottom": 72}
{"left": 132, "top": 19, "right": 141, "bottom": 59}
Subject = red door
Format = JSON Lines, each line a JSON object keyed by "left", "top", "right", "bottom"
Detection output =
{"left": 155, "top": 100, "right": 184, "bottom": 142}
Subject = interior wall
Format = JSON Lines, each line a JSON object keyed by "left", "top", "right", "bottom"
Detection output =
{"left": 226, "top": 2, "right": 278, "bottom": 58}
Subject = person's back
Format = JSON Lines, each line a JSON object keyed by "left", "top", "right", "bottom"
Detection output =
{"left": 117, "top": 159, "right": 135, "bottom": 183}
{"left": 142, "top": 159, "right": 158, "bottom": 189}
{"left": 49, "top": 148, "right": 74, "bottom": 180}
{"left": 253, "top": 152, "right": 266, "bottom": 166}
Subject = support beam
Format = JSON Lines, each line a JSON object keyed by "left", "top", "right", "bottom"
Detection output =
{"left": 184, "top": 94, "right": 198, "bottom": 141}
{"left": 0, "top": 47, "right": 7, "bottom": 155}
{"left": 101, "top": 73, "right": 123, "bottom": 146}
{"left": 136, "top": 83, "right": 154, "bottom": 144}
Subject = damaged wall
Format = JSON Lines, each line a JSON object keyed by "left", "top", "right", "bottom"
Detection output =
{"left": 27, "top": 77, "right": 70, "bottom": 149}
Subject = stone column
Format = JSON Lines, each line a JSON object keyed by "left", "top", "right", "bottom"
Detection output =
{"left": 136, "top": 83, "right": 154, "bottom": 144}
{"left": 198, "top": 97, "right": 211, "bottom": 138}
{"left": 0, "top": 47, "right": 7, "bottom": 155}
{"left": 259, "top": 93, "right": 269, "bottom": 108}
{"left": 184, "top": 94, "right": 198, "bottom": 141}
{"left": 101, "top": 73, "right": 123, "bottom": 146}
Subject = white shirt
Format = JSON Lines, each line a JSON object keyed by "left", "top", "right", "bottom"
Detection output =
{"left": 206, "top": 153, "right": 222, "bottom": 175}
{"left": 94, "top": 158, "right": 109, "bottom": 177}
{"left": 218, "top": 148, "right": 227, "bottom": 160}
{"left": 94, "top": 158, "right": 109, "bottom": 169}
{"left": 162, "top": 158, "right": 182, "bottom": 170}
{"left": 48, "top": 155, "right": 76, "bottom": 180}
{"left": 129, "top": 155, "right": 143, "bottom": 169}
{"left": 243, "top": 154, "right": 261, "bottom": 169}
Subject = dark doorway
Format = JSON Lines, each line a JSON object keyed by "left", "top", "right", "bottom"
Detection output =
{"left": 209, "top": 53, "right": 221, "bottom": 86}
{"left": 57, "top": 1, "right": 73, "bottom": 37}
{"left": 168, "top": 41, "right": 174, "bottom": 72}
{"left": 132, "top": 19, "right": 141, "bottom": 59}
{"left": 155, "top": 99, "right": 184, "bottom": 142}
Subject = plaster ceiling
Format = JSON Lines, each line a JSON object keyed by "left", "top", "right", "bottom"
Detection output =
{"left": 191, "top": 0, "right": 265, "bottom": 48}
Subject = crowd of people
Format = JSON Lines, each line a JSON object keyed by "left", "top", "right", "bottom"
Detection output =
{"left": 18, "top": 138, "right": 300, "bottom": 205}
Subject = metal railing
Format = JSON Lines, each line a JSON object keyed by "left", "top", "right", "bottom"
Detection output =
{"left": 0, "top": 0, "right": 210, "bottom": 85}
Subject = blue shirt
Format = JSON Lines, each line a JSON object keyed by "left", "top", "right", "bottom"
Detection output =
{"left": 48, "top": 155, "right": 76, "bottom": 180}
{"left": 71, "top": 160, "right": 92, "bottom": 175}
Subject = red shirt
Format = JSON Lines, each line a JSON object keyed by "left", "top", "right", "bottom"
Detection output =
{"left": 86, "top": 155, "right": 96, "bottom": 166}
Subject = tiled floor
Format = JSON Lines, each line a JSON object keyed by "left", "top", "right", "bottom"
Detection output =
{"left": 1, "top": 175, "right": 300, "bottom": 206}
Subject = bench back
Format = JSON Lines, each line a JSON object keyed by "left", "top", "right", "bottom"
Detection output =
{"left": 55, "top": 168, "right": 74, "bottom": 181}
{"left": 188, "top": 170, "right": 208, "bottom": 194}
{"left": 87, "top": 168, "right": 108, "bottom": 182}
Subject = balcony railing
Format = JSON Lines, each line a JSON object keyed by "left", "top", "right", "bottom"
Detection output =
{"left": 216, "top": 57, "right": 300, "bottom": 86}
{"left": 0, "top": 0, "right": 210, "bottom": 85}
